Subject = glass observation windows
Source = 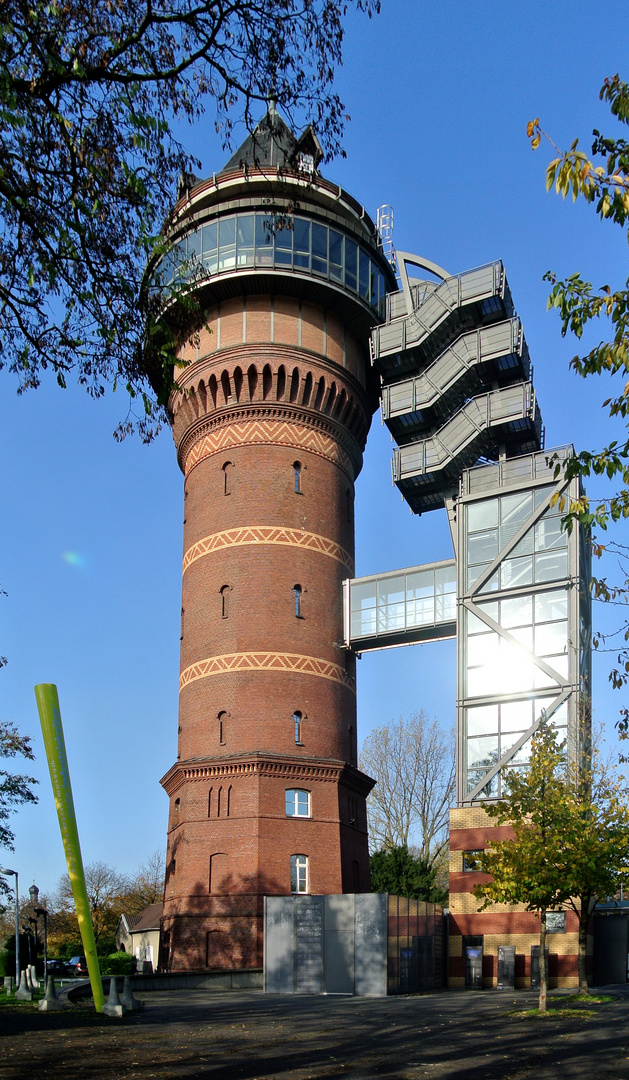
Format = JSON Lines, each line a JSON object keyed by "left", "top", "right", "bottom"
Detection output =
{"left": 465, "top": 695, "right": 568, "bottom": 797}
{"left": 154, "top": 212, "right": 387, "bottom": 316}
{"left": 218, "top": 217, "right": 236, "bottom": 270}
{"left": 348, "top": 563, "right": 456, "bottom": 643}
{"left": 285, "top": 789, "right": 311, "bottom": 817}
{"left": 466, "top": 485, "right": 569, "bottom": 593}
{"left": 465, "top": 588, "right": 570, "bottom": 700}
{"left": 459, "top": 463, "right": 589, "bottom": 806}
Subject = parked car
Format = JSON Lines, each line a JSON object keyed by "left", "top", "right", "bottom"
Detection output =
{"left": 67, "top": 955, "right": 88, "bottom": 976}
{"left": 46, "top": 959, "right": 72, "bottom": 977}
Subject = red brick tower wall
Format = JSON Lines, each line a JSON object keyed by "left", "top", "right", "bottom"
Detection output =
{"left": 158, "top": 174, "right": 391, "bottom": 969}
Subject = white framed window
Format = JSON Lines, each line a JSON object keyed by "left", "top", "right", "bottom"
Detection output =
{"left": 285, "top": 789, "right": 310, "bottom": 817}
{"left": 290, "top": 854, "right": 308, "bottom": 894}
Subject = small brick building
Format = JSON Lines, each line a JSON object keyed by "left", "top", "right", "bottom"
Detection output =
{"left": 155, "top": 106, "right": 396, "bottom": 971}
{"left": 449, "top": 806, "right": 588, "bottom": 989}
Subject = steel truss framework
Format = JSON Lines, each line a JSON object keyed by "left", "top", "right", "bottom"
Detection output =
{"left": 345, "top": 253, "right": 591, "bottom": 806}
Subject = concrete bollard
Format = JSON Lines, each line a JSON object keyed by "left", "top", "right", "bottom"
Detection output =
{"left": 102, "top": 976, "right": 126, "bottom": 1017}
{"left": 121, "top": 976, "right": 141, "bottom": 1012}
{"left": 38, "top": 975, "right": 63, "bottom": 1011}
{"left": 29, "top": 964, "right": 39, "bottom": 990}
{"left": 4, "top": 976, "right": 15, "bottom": 995}
{"left": 15, "top": 970, "right": 33, "bottom": 1001}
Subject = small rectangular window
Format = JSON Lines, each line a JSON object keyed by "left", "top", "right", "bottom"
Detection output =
{"left": 463, "top": 851, "right": 482, "bottom": 872}
{"left": 285, "top": 789, "right": 310, "bottom": 817}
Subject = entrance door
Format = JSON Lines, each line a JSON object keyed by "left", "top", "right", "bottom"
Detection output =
{"left": 463, "top": 935, "right": 483, "bottom": 989}
{"left": 497, "top": 945, "right": 515, "bottom": 990}
{"left": 593, "top": 914, "right": 628, "bottom": 985}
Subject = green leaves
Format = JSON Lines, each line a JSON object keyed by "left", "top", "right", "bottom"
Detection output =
{"left": 535, "top": 81, "right": 629, "bottom": 736}
{"left": 370, "top": 845, "right": 447, "bottom": 904}
{"left": 0, "top": 0, "right": 377, "bottom": 438}
{"left": 474, "top": 718, "right": 629, "bottom": 990}
{"left": 0, "top": 719, "right": 38, "bottom": 859}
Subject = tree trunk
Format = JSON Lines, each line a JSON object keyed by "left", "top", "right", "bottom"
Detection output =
{"left": 538, "top": 909, "right": 547, "bottom": 1013}
{"left": 577, "top": 899, "right": 590, "bottom": 994}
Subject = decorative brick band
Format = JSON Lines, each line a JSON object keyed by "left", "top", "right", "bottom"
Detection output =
{"left": 160, "top": 754, "right": 373, "bottom": 797}
{"left": 172, "top": 759, "right": 346, "bottom": 786}
{"left": 179, "top": 651, "right": 355, "bottom": 692}
{"left": 182, "top": 525, "right": 354, "bottom": 575}
{"left": 183, "top": 417, "right": 355, "bottom": 479}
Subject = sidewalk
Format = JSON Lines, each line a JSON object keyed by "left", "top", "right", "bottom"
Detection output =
{"left": 2, "top": 987, "right": 629, "bottom": 1079}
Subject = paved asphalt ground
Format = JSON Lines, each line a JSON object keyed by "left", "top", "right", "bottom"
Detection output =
{"left": 2, "top": 987, "right": 629, "bottom": 1080}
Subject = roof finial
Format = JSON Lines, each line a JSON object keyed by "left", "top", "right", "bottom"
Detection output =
{"left": 267, "top": 88, "right": 277, "bottom": 117}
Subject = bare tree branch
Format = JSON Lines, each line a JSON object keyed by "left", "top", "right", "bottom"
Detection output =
{"left": 360, "top": 712, "right": 455, "bottom": 862}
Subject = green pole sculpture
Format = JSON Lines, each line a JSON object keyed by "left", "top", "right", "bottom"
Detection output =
{"left": 34, "top": 683, "right": 104, "bottom": 1012}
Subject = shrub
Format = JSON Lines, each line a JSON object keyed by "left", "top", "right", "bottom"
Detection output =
{"left": 100, "top": 952, "right": 133, "bottom": 976}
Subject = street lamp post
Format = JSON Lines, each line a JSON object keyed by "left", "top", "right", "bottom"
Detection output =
{"left": 0, "top": 868, "right": 19, "bottom": 986}
{"left": 21, "top": 925, "right": 33, "bottom": 968}
{"left": 34, "top": 905, "right": 48, "bottom": 989}
{"left": 29, "top": 884, "right": 39, "bottom": 986}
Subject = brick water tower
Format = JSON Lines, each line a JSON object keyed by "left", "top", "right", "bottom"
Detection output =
{"left": 155, "top": 105, "right": 396, "bottom": 971}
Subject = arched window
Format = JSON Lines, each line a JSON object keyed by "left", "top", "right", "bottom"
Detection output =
{"left": 294, "top": 711, "right": 303, "bottom": 745}
{"left": 290, "top": 854, "right": 308, "bottom": 894}
{"left": 285, "top": 789, "right": 310, "bottom": 817}
{"left": 173, "top": 798, "right": 180, "bottom": 825}
{"left": 209, "top": 852, "right": 228, "bottom": 894}
{"left": 220, "top": 585, "right": 231, "bottom": 619}
{"left": 353, "top": 860, "right": 361, "bottom": 891}
{"left": 222, "top": 461, "right": 233, "bottom": 495}
{"left": 218, "top": 711, "right": 227, "bottom": 745}
{"left": 293, "top": 461, "right": 302, "bottom": 494}
{"left": 206, "top": 928, "right": 226, "bottom": 966}
{"left": 293, "top": 584, "right": 302, "bottom": 618}
{"left": 208, "top": 787, "right": 213, "bottom": 818}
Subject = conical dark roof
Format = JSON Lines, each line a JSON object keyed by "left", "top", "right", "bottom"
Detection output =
{"left": 219, "top": 104, "right": 323, "bottom": 175}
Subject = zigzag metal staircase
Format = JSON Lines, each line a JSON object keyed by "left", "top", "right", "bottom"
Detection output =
{"left": 371, "top": 258, "right": 544, "bottom": 515}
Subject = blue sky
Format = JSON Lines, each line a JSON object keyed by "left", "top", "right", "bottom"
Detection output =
{"left": 2, "top": 0, "right": 628, "bottom": 896}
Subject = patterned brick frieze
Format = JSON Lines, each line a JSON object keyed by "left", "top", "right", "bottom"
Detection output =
{"left": 182, "top": 416, "right": 357, "bottom": 479}
{"left": 182, "top": 525, "right": 354, "bottom": 575}
{"left": 179, "top": 651, "right": 355, "bottom": 692}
